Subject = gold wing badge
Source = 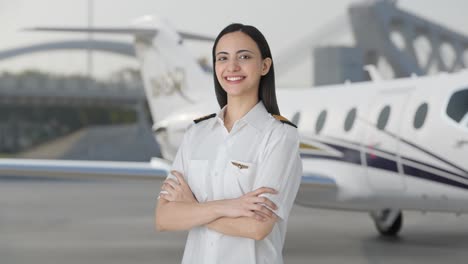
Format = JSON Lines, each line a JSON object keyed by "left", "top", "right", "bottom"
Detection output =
{"left": 231, "top": 161, "right": 249, "bottom": 170}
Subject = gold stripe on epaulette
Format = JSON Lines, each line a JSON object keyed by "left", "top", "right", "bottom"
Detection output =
{"left": 272, "top": 114, "right": 297, "bottom": 128}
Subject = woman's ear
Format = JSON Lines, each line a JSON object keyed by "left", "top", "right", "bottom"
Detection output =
{"left": 261, "top": 57, "right": 272, "bottom": 76}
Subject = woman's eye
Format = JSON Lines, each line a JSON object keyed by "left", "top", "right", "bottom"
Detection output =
{"left": 216, "top": 56, "right": 227, "bottom": 61}
{"left": 239, "top": 54, "right": 250, "bottom": 59}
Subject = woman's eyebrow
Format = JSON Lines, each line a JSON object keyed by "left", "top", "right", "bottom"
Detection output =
{"left": 237, "top": 49, "right": 254, "bottom": 54}
{"left": 216, "top": 49, "right": 254, "bottom": 56}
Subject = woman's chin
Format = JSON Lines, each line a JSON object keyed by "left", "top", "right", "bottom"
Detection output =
{"left": 222, "top": 84, "right": 257, "bottom": 99}
{"left": 224, "top": 87, "right": 246, "bottom": 97}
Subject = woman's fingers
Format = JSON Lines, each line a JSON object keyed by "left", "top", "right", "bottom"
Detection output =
{"left": 249, "top": 187, "right": 277, "bottom": 197}
{"left": 251, "top": 204, "right": 275, "bottom": 218}
{"left": 255, "top": 211, "right": 272, "bottom": 221}
{"left": 253, "top": 196, "right": 277, "bottom": 210}
{"left": 224, "top": 190, "right": 279, "bottom": 219}
{"left": 161, "top": 184, "right": 174, "bottom": 195}
{"left": 159, "top": 171, "right": 197, "bottom": 203}
{"left": 251, "top": 210, "right": 273, "bottom": 222}
{"left": 159, "top": 192, "right": 174, "bottom": 202}
{"left": 244, "top": 210, "right": 267, "bottom": 221}
{"left": 171, "top": 170, "right": 187, "bottom": 186}
{"left": 164, "top": 179, "right": 180, "bottom": 190}
{"left": 159, "top": 190, "right": 169, "bottom": 197}
{"left": 253, "top": 212, "right": 265, "bottom": 221}
{"left": 160, "top": 183, "right": 170, "bottom": 192}
{"left": 245, "top": 196, "right": 277, "bottom": 210}
{"left": 243, "top": 196, "right": 278, "bottom": 221}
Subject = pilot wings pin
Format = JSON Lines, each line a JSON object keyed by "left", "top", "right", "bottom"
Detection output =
{"left": 231, "top": 161, "right": 249, "bottom": 170}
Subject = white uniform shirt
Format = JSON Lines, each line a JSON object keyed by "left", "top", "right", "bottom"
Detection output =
{"left": 167, "top": 101, "right": 302, "bottom": 264}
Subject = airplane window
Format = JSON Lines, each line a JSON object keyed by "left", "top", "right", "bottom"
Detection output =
{"left": 344, "top": 108, "right": 357, "bottom": 132}
{"left": 315, "top": 110, "right": 327, "bottom": 134}
{"left": 446, "top": 88, "right": 468, "bottom": 124}
{"left": 377, "top": 105, "right": 391, "bottom": 130}
{"left": 291, "top": 111, "right": 301, "bottom": 126}
{"left": 413, "top": 103, "right": 428, "bottom": 129}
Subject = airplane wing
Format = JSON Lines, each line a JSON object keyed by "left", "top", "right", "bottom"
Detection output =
{"left": 0, "top": 158, "right": 171, "bottom": 180}
{"left": 0, "top": 157, "right": 338, "bottom": 196}
{"left": 0, "top": 157, "right": 339, "bottom": 209}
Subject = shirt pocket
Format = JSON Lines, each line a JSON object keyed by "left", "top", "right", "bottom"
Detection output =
{"left": 224, "top": 159, "right": 257, "bottom": 197}
{"left": 187, "top": 159, "right": 209, "bottom": 202}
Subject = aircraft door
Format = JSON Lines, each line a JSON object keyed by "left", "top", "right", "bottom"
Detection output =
{"left": 364, "top": 91, "right": 410, "bottom": 192}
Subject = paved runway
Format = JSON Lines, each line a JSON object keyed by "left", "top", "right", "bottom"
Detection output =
{"left": 2, "top": 178, "right": 468, "bottom": 264}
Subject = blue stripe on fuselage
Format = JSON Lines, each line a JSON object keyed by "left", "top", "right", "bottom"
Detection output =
{"left": 300, "top": 138, "right": 468, "bottom": 190}
{"left": 403, "top": 164, "right": 468, "bottom": 190}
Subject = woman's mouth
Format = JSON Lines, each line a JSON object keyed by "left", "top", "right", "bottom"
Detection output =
{"left": 224, "top": 76, "right": 246, "bottom": 83}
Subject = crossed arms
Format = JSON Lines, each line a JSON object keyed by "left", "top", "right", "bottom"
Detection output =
{"left": 155, "top": 171, "right": 279, "bottom": 241}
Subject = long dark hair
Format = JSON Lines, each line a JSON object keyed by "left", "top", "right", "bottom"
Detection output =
{"left": 212, "top": 23, "right": 280, "bottom": 115}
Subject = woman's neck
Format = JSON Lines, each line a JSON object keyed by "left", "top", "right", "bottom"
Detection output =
{"left": 223, "top": 96, "right": 259, "bottom": 132}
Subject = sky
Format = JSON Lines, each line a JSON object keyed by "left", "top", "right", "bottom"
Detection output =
{"left": 0, "top": 0, "right": 467, "bottom": 87}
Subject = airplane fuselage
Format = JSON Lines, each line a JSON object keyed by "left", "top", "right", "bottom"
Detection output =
{"left": 278, "top": 72, "right": 468, "bottom": 212}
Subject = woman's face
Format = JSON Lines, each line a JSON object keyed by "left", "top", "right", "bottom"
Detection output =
{"left": 214, "top": 31, "right": 271, "bottom": 99}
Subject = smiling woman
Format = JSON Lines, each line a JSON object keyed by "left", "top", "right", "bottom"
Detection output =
{"left": 212, "top": 24, "right": 279, "bottom": 117}
{"left": 155, "top": 23, "right": 302, "bottom": 264}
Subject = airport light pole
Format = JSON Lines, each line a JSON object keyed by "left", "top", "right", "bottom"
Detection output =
{"left": 87, "top": 0, "right": 93, "bottom": 88}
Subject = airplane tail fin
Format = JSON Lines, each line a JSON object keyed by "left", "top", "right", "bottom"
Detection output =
{"left": 131, "top": 16, "right": 214, "bottom": 124}
{"left": 27, "top": 15, "right": 214, "bottom": 124}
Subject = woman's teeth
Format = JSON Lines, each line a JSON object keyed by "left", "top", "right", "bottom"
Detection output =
{"left": 226, "top": 76, "right": 244, "bottom": 81}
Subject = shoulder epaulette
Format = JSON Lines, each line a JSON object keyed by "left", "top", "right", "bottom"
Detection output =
{"left": 193, "top": 113, "right": 216, "bottom": 124}
{"left": 272, "top": 114, "right": 297, "bottom": 128}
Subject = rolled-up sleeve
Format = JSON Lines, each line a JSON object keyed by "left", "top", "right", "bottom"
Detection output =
{"left": 253, "top": 126, "right": 303, "bottom": 221}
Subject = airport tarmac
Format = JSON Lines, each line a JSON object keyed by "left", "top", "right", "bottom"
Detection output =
{"left": 1, "top": 178, "right": 468, "bottom": 264}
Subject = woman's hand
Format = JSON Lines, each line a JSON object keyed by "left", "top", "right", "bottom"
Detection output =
{"left": 160, "top": 170, "right": 198, "bottom": 203}
{"left": 220, "top": 187, "right": 278, "bottom": 221}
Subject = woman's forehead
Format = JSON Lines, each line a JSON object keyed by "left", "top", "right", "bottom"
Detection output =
{"left": 215, "top": 31, "right": 259, "bottom": 53}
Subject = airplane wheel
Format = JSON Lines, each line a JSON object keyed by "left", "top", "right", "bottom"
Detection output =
{"left": 371, "top": 209, "right": 403, "bottom": 237}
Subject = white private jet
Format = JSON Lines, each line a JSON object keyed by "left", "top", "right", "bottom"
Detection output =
{"left": 0, "top": 15, "right": 467, "bottom": 237}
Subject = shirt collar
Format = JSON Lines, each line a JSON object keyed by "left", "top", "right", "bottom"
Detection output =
{"left": 214, "top": 100, "right": 271, "bottom": 131}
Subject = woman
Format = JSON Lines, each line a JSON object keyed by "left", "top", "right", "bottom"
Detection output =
{"left": 155, "top": 23, "right": 302, "bottom": 264}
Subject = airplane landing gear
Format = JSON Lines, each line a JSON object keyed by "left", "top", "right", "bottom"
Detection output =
{"left": 370, "top": 209, "right": 402, "bottom": 237}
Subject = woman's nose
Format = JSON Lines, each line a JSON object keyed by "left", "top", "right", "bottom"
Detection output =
{"left": 227, "top": 59, "right": 240, "bottom": 72}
